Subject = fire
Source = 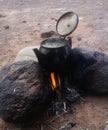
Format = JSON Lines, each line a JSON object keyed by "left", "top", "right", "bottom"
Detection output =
{"left": 49, "top": 72, "right": 61, "bottom": 90}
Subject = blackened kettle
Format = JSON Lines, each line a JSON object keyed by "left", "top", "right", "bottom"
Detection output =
{"left": 33, "top": 12, "right": 79, "bottom": 72}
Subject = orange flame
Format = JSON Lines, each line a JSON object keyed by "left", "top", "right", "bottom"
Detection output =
{"left": 49, "top": 72, "right": 61, "bottom": 90}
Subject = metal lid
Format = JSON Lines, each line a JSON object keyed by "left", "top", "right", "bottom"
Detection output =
{"left": 56, "top": 12, "right": 79, "bottom": 37}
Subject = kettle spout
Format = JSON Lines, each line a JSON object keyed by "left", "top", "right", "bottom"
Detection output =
{"left": 33, "top": 48, "right": 42, "bottom": 62}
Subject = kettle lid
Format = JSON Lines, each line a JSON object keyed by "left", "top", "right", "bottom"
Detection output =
{"left": 56, "top": 12, "right": 79, "bottom": 37}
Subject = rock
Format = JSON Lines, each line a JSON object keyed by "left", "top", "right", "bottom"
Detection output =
{"left": 4, "top": 25, "right": 9, "bottom": 29}
{"left": 77, "top": 36, "right": 82, "bottom": 41}
{"left": 104, "top": 121, "right": 108, "bottom": 130}
{"left": 71, "top": 48, "right": 108, "bottom": 94}
{"left": 22, "top": 20, "right": 27, "bottom": 23}
{"left": 69, "top": 48, "right": 98, "bottom": 87}
{"left": 41, "top": 31, "right": 56, "bottom": 38}
{"left": 72, "top": 48, "right": 108, "bottom": 64}
{"left": 0, "top": 13, "right": 6, "bottom": 18}
{"left": 0, "top": 60, "right": 52, "bottom": 123}
{"left": 83, "top": 61, "right": 108, "bottom": 94}
{"left": 14, "top": 46, "right": 39, "bottom": 63}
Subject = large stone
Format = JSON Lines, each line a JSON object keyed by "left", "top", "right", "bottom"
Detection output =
{"left": 83, "top": 61, "right": 108, "bottom": 94}
{"left": 14, "top": 46, "right": 39, "bottom": 62}
{"left": 71, "top": 48, "right": 108, "bottom": 94}
{"left": 0, "top": 60, "right": 52, "bottom": 123}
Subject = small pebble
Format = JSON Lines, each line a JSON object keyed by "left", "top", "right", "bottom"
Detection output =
{"left": 51, "top": 17, "right": 57, "bottom": 21}
{"left": 41, "top": 31, "right": 55, "bottom": 38}
{"left": 4, "top": 25, "right": 9, "bottom": 29}
{"left": 99, "top": 17, "right": 103, "bottom": 19}
{"left": 22, "top": 20, "right": 27, "bottom": 23}
{"left": 0, "top": 14, "right": 6, "bottom": 18}
{"left": 37, "top": 23, "right": 40, "bottom": 25}
{"left": 77, "top": 37, "right": 82, "bottom": 41}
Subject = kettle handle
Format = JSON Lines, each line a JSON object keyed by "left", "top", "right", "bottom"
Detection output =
{"left": 33, "top": 48, "right": 44, "bottom": 63}
{"left": 67, "top": 37, "right": 72, "bottom": 47}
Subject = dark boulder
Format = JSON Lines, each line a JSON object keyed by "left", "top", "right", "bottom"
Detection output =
{"left": 71, "top": 48, "right": 108, "bottom": 94}
{"left": 0, "top": 60, "right": 52, "bottom": 123}
{"left": 83, "top": 61, "right": 108, "bottom": 94}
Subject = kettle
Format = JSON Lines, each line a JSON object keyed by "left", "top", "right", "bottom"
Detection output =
{"left": 33, "top": 12, "right": 79, "bottom": 72}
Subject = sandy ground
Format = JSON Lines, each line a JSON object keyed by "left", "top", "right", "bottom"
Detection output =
{"left": 0, "top": 0, "right": 108, "bottom": 129}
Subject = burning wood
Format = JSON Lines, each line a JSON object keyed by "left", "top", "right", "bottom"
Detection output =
{"left": 49, "top": 72, "right": 61, "bottom": 90}
{"left": 48, "top": 72, "right": 67, "bottom": 114}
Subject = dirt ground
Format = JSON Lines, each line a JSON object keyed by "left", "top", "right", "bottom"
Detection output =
{"left": 0, "top": 0, "right": 108, "bottom": 129}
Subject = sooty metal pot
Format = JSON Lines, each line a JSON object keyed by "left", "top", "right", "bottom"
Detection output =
{"left": 33, "top": 12, "right": 79, "bottom": 72}
{"left": 33, "top": 37, "right": 72, "bottom": 72}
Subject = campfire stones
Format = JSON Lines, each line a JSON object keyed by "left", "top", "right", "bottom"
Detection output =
{"left": 14, "top": 46, "right": 39, "bottom": 63}
{"left": 71, "top": 48, "right": 108, "bottom": 94}
{"left": 83, "top": 61, "right": 108, "bottom": 94}
{"left": 0, "top": 60, "right": 52, "bottom": 123}
{"left": 0, "top": 47, "right": 108, "bottom": 123}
